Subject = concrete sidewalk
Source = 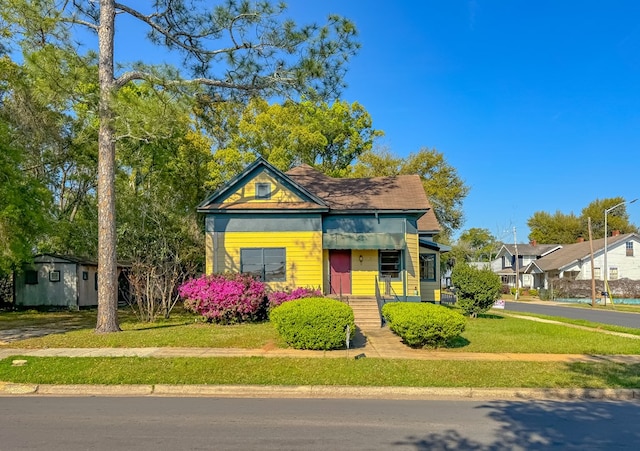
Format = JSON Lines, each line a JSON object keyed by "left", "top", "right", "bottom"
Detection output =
{"left": 2, "top": 326, "right": 640, "bottom": 400}
{"left": 2, "top": 326, "right": 640, "bottom": 363}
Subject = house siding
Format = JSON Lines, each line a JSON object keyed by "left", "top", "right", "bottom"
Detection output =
{"left": 565, "top": 239, "right": 640, "bottom": 281}
{"left": 419, "top": 249, "right": 441, "bottom": 302}
{"left": 351, "top": 249, "right": 379, "bottom": 295}
{"left": 222, "top": 170, "right": 304, "bottom": 204}
{"left": 207, "top": 230, "right": 323, "bottom": 290}
{"left": 405, "top": 232, "right": 420, "bottom": 301}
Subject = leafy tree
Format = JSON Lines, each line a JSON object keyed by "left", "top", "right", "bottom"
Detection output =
{"left": 527, "top": 211, "right": 583, "bottom": 244}
{"left": 450, "top": 263, "right": 501, "bottom": 318}
{"left": 115, "top": 87, "right": 214, "bottom": 321}
{"left": 208, "top": 98, "right": 381, "bottom": 182}
{"left": 580, "top": 197, "right": 638, "bottom": 239}
{"left": 451, "top": 228, "right": 499, "bottom": 264}
{"left": 351, "top": 147, "right": 469, "bottom": 238}
{"left": 527, "top": 197, "right": 638, "bottom": 244}
{"left": 0, "top": 122, "right": 50, "bottom": 274}
{"left": 0, "top": 49, "right": 100, "bottom": 257}
{"left": 3, "top": 0, "right": 359, "bottom": 332}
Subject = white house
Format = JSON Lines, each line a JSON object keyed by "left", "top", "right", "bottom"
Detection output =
{"left": 524, "top": 232, "right": 640, "bottom": 289}
{"left": 493, "top": 242, "right": 562, "bottom": 289}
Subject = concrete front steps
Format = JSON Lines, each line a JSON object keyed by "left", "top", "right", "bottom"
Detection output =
{"left": 346, "top": 296, "right": 382, "bottom": 330}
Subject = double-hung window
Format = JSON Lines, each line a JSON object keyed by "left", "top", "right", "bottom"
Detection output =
{"left": 379, "top": 250, "right": 402, "bottom": 280}
{"left": 420, "top": 254, "right": 436, "bottom": 281}
{"left": 241, "top": 248, "right": 286, "bottom": 282}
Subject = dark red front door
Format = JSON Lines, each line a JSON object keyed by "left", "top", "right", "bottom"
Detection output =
{"left": 330, "top": 250, "right": 351, "bottom": 295}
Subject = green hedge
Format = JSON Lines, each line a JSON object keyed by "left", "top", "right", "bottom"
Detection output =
{"left": 269, "top": 297, "right": 355, "bottom": 350}
{"left": 452, "top": 263, "right": 502, "bottom": 317}
{"left": 382, "top": 302, "right": 466, "bottom": 348}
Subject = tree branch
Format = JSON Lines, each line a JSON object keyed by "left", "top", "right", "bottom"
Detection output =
{"left": 113, "top": 2, "right": 258, "bottom": 58}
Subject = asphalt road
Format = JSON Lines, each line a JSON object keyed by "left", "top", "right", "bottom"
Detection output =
{"left": 1, "top": 397, "right": 639, "bottom": 450}
{"left": 505, "top": 301, "right": 640, "bottom": 329}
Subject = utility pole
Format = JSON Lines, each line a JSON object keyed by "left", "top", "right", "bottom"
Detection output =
{"left": 513, "top": 227, "right": 519, "bottom": 301}
{"left": 588, "top": 217, "right": 596, "bottom": 307}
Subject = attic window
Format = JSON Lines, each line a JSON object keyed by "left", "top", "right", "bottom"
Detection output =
{"left": 255, "top": 183, "right": 271, "bottom": 200}
{"left": 626, "top": 242, "right": 633, "bottom": 257}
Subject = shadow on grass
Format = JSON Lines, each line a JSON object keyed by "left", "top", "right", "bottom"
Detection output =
{"left": 564, "top": 362, "right": 640, "bottom": 388}
{"left": 443, "top": 336, "right": 471, "bottom": 349}
{"left": 125, "top": 322, "right": 192, "bottom": 331}
{"left": 477, "top": 313, "right": 505, "bottom": 319}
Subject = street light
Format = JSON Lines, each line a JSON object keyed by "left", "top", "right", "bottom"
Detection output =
{"left": 603, "top": 198, "right": 637, "bottom": 304}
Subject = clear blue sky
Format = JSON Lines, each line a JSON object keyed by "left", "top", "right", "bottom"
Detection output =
{"left": 283, "top": 1, "right": 640, "bottom": 242}
{"left": 112, "top": 1, "right": 640, "bottom": 243}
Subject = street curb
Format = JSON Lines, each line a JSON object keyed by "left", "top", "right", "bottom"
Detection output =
{"left": 1, "top": 383, "right": 639, "bottom": 400}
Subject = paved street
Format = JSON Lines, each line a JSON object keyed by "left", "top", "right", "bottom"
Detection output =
{"left": 2, "top": 397, "right": 639, "bottom": 450}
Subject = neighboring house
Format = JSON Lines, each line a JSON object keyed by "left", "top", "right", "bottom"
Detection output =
{"left": 524, "top": 232, "right": 640, "bottom": 289}
{"left": 14, "top": 254, "right": 128, "bottom": 308}
{"left": 493, "top": 242, "right": 562, "bottom": 289}
{"left": 197, "top": 157, "right": 448, "bottom": 302}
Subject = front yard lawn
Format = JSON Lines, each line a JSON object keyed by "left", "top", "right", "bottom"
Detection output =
{"left": 1, "top": 307, "right": 639, "bottom": 355}
{"left": 1, "top": 356, "right": 638, "bottom": 389}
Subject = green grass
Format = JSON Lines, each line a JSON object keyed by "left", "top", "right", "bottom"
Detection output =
{"left": 1, "top": 356, "right": 638, "bottom": 389}
{"left": 2, "top": 308, "right": 640, "bottom": 354}
{"left": 446, "top": 314, "right": 640, "bottom": 354}
{"left": 1, "top": 308, "right": 284, "bottom": 349}
{"left": 498, "top": 311, "right": 640, "bottom": 336}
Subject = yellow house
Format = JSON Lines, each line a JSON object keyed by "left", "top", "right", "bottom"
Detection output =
{"left": 197, "top": 158, "right": 446, "bottom": 303}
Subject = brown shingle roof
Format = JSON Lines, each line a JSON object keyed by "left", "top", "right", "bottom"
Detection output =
{"left": 533, "top": 233, "right": 635, "bottom": 271}
{"left": 417, "top": 210, "right": 440, "bottom": 232}
{"left": 286, "top": 164, "right": 432, "bottom": 212}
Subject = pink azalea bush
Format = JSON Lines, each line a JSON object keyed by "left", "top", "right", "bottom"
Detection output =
{"left": 178, "top": 273, "right": 322, "bottom": 324}
{"left": 178, "top": 273, "right": 267, "bottom": 324}
{"left": 267, "top": 287, "right": 322, "bottom": 309}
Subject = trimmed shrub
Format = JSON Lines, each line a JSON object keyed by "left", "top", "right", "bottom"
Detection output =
{"left": 178, "top": 273, "right": 267, "bottom": 324}
{"left": 529, "top": 288, "right": 538, "bottom": 297}
{"left": 451, "top": 263, "right": 502, "bottom": 318}
{"left": 270, "top": 297, "right": 355, "bottom": 350}
{"left": 267, "top": 287, "right": 322, "bottom": 309}
{"left": 382, "top": 302, "right": 466, "bottom": 348}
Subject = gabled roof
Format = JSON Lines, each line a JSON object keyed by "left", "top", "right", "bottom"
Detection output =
{"left": 198, "top": 159, "right": 441, "bottom": 231}
{"left": 526, "top": 233, "right": 638, "bottom": 272}
{"left": 286, "top": 164, "right": 436, "bottom": 225}
{"left": 498, "top": 243, "right": 562, "bottom": 258}
{"left": 197, "top": 157, "right": 329, "bottom": 213}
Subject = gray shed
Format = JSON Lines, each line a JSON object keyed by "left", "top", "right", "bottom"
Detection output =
{"left": 14, "top": 254, "right": 114, "bottom": 308}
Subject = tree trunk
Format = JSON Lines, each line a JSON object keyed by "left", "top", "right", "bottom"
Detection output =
{"left": 95, "top": 0, "right": 120, "bottom": 333}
